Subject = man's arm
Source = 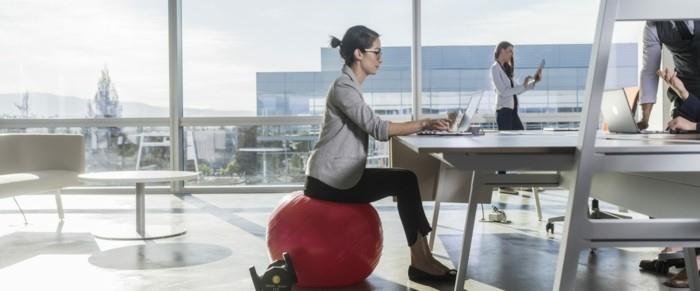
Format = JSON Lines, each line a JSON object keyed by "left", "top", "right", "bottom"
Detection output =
{"left": 638, "top": 21, "right": 662, "bottom": 129}
{"left": 638, "top": 104, "right": 653, "bottom": 130}
{"left": 658, "top": 68, "right": 698, "bottom": 131}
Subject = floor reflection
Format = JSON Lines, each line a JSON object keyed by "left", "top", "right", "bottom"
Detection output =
{"left": 0, "top": 230, "right": 98, "bottom": 268}
{"left": 88, "top": 243, "right": 232, "bottom": 270}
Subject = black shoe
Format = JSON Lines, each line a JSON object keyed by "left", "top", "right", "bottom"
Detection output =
{"left": 408, "top": 266, "right": 457, "bottom": 282}
{"left": 639, "top": 258, "right": 685, "bottom": 275}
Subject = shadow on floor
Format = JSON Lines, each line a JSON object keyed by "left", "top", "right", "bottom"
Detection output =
{"left": 0, "top": 227, "right": 98, "bottom": 268}
{"left": 291, "top": 274, "right": 447, "bottom": 291}
{"left": 88, "top": 242, "right": 232, "bottom": 270}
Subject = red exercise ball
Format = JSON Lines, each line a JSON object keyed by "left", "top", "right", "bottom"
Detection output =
{"left": 266, "top": 191, "right": 383, "bottom": 288}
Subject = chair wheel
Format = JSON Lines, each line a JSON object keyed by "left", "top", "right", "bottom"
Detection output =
{"left": 546, "top": 222, "right": 554, "bottom": 234}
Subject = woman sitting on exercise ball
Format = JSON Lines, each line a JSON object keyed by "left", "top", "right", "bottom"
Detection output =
{"left": 304, "top": 25, "right": 456, "bottom": 282}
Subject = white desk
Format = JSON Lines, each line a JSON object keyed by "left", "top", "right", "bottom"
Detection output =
{"left": 563, "top": 134, "right": 700, "bottom": 291}
{"left": 79, "top": 170, "right": 198, "bottom": 240}
{"left": 399, "top": 132, "right": 576, "bottom": 291}
{"left": 398, "top": 132, "right": 700, "bottom": 291}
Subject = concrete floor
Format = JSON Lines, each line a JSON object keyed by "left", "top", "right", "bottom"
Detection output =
{"left": 0, "top": 190, "right": 687, "bottom": 291}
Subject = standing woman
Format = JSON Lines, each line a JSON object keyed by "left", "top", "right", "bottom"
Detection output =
{"left": 491, "top": 41, "right": 541, "bottom": 130}
{"left": 304, "top": 25, "right": 456, "bottom": 282}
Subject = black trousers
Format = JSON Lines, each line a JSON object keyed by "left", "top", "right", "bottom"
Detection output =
{"left": 496, "top": 107, "right": 523, "bottom": 175}
{"left": 496, "top": 107, "right": 524, "bottom": 130}
{"left": 304, "top": 168, "right": 432, "bottom": 246}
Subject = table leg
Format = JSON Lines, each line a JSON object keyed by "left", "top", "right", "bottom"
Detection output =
{"left": 429, "top": 201, "right": 441, "bottom": 251}
{"left": 92, "top": 181, "right": 186, "bottom": 241}
{"left": 454, "top": 171, "right": 479, "bottom": 291}
{"left": 136, "top": 182, "right": 145, "bottom": 237}
{"left": 534, "top": 187, "right": 543, "bottom": 221}
{"left": 553, "top": 170, "right": 588, "bottom": 291}
{"left": 685, "top": 248, "right": 700, "bottom": 291}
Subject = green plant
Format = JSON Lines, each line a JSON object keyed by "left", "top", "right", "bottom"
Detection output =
{"left": 198, "top": 163, "right": 213, "bottom": 176}
{"left": 223, "top": 160, "right": 242, "bottom": 176}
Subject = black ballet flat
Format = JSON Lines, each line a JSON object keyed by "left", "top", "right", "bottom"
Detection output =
{"left": 408, "top": 265, "right": 458, "bottom": 282}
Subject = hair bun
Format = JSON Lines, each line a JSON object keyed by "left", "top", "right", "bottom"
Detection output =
{"left": 330, "top": 36, "right": 342, "bottom": 48}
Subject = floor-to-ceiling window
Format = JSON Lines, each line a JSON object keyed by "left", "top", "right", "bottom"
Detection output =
{"left": 0, "top": 0, "right": 171, "bottom": 186}
{"left": 181, "top": 0, "right": 412, "bottom": 188}
{"left": 0, "top": 0, "right": 651, "bottom": 192}
{"left": 421, "top": 0, "right": 642, "bottom": 130}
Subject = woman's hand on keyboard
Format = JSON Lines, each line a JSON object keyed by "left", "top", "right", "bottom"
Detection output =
{"left": 425, "top": 118, "right": 451, "bottom": 131}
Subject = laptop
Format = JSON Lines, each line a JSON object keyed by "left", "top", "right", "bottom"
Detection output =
{"left": 601, "top": 89, "right": 666, "bottom": 134}
{"left": 418, "top": 94, "right": 484, "bottom": 136}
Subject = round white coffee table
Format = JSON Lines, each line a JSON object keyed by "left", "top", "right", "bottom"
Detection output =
{"left": 79, "top": 170, "right": 198, "bottom": 240}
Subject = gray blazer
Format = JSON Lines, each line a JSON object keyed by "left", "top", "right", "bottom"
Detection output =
{"left": 305, "top": 65, "right": 390, "bottom": 189}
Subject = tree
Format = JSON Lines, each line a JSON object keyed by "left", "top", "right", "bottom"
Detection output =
{"left": 223, "top": 159, "right": 242, "bottom": 176}
{"left": 92, "top": 66, "right": 121, "bottom": 118}
{"left": 87, "top": 66, "right": 131, "bottom": 167}
{"left": 15, "top": 92, "right": 29, "bottom": 118}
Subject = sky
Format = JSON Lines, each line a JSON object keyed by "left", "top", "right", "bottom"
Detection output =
{"left": 0, "top": 0, "right": 644, "bottom": 116}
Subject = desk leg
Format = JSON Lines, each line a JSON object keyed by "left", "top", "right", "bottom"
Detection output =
{"left": 685, "top": 248, "right": 700, "bottom": 291}
{"left": 429, "top": 201, "right": 440, "bottom": 251}
{"left": 55, "top": 189, "right": 65, "bottom": 220}
{"left": 553, "top": 169, "right": 590, "bottom": 291}
{"left": 430, "top": 162, "right": 452, "bottom": 250}
{"left": 454, "top": 171, "right": 479, "bottom": 291}
{"left": 533, "top": 187, "right": 543, "bottom": 221}
{"left": 136, "top": 182, "right": 145, "bottom": 237}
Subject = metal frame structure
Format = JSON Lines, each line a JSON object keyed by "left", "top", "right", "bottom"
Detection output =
{"left": 169, "top": 0, "right": 185, "bottom": 192}
{"left": 412, "top": 0, "right": 422, "bottom": 121}
{"left": 554, "top": 1, "right": 700, "bottom": 290}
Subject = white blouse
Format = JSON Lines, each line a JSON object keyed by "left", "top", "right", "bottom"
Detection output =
{"left": 490, "top": 62, "right": 532, "bottom": 110}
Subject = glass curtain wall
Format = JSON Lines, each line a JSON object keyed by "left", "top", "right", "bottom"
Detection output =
{"left": 0, "top": 0, "right": 649, "bottom": 192}
{"left": 0, "top": 0, "right": 171, "bottom": 177}
{"left": 422, "top": 0, "right": 642, "bottom": 130}
{"left": 181, "top": 0, "right": 411, "bottom": 186}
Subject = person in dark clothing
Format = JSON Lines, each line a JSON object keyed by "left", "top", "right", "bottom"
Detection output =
{"left": 644, "top": 69, "right": 700, "bottom": 288}
{"left": 637, "top": 21, "right": 700, "bottom": 130}
{"left": 637, "top": 20, "right": 700, "bottom": 288}
{"left": 660, "top": 68, "right": 700, "bottom": 132}
{"left": 303, "top": 25, "right": 456, "bottom": 282}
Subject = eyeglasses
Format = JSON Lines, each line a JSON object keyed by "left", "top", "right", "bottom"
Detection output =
{"left": 365, "top": 48, "right": 382, "bottom": 58}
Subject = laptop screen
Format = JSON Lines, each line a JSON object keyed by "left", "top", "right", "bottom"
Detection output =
{"left": 601, "top": 89, "right": 639, "bottom": 133}
{"left": 456, "top": 94, "right": 484, "bottom": 132}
